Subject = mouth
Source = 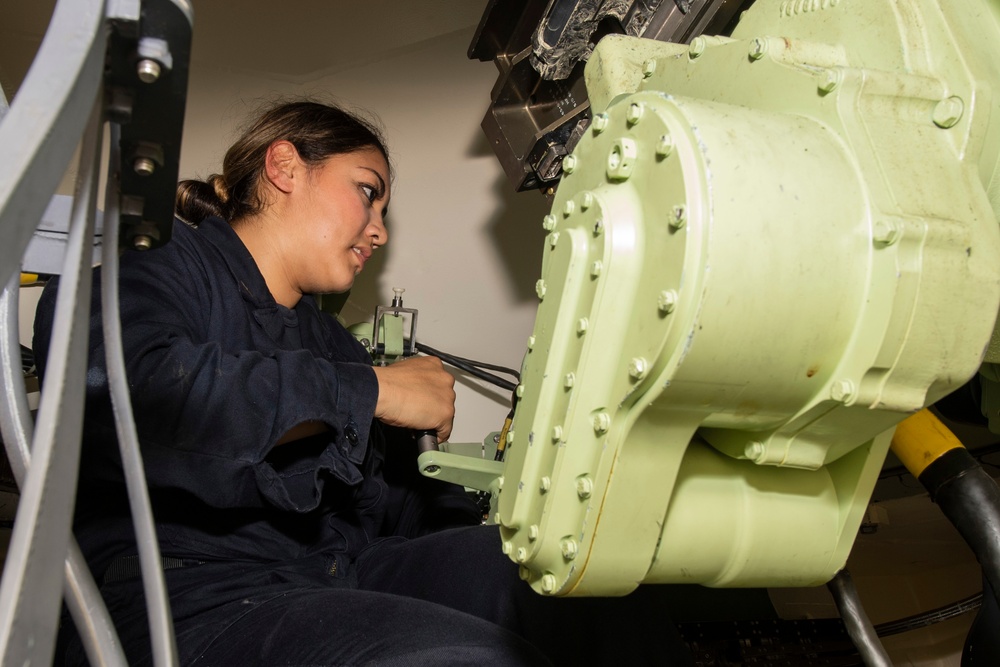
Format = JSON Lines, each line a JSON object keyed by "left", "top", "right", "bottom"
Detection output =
{"left": 352, "top": 246, "right": 372, "bottom": 270}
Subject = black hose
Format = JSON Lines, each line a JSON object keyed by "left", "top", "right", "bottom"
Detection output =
{"left": 415, "top": 342, "right": 518, "bottom": 391}
{"left": 826, "top": 569, "right": 893, "bottom": 667}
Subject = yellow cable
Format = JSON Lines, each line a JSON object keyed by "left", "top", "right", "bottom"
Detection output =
{"left": 890, "top": 408, "right": 964, "bottom": 478}
{"left": 20, "top": 273, "right": 39, "bottom": 285}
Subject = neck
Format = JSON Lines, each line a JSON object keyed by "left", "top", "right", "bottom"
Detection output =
{"left": 232, "top": 213, "right": 301, "bottom": 309}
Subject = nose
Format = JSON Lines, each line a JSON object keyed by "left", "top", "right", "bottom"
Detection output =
{"left": 369, "top": 213, "right": 388, "bottom": 247}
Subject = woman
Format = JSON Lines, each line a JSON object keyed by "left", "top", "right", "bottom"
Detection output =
{"left": 35, "top": 101, "right": 693, "bottom": 665}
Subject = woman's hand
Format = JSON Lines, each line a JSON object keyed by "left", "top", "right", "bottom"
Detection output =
{"left": 371, "top": 356, "right": 456, "bottom": 442}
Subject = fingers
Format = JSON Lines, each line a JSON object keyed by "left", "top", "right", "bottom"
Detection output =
{"left": 371, "top": 356, "right": 456, "bottom": 441}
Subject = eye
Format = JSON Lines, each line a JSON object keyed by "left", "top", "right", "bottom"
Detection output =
{"left": 360, "top": 183, "right": 378, "bottom": 203}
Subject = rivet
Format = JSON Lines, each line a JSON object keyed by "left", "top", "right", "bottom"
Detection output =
{"left": 689, "top": 36, "right": 707, "bottom": 59}
{"left": 542, "top": 214, "right": 557, "bottom": 231}
{"left": 539, "top": 476, "right": 552, "bottom": 493}
{"left": 498, "top": 475, "right": 505, "bottom": 489}
{"left": 628, "top": 357, "right": 649, "bottom": 380}
{"left": 643, "top": 59, "right": 657, "bottom": 77}
{"left": 749, "top": 37, "right": 768, "bottom": 60}
{"left": 626, "top": 102, "right": 644, "bottom": 125}
{"left": 670, "top": 205, "right": 687, "bottom": 230}
{"left": 873, "top": 219, "right": 902, "bottom": 246}
{"left": 563, "top": 154, "right": 578, "bottom": 173}
{"left": 133, "top": 157, "right": 156, "bottom": 176}
{"left": 656, "top": 134, "right": 674, "bottom": 158}
{"left": 576, "top": 476, "right": 594, "bottom": 498}
{"left": 536, "top": 279, "right": 547, "bottom": 299}
{"left": 519, "top": 565, "right": 531, "bottom": 581}
{"left": 593, "top": 219, "right": 604, "bottom": 235}
{"left": 133, "top": 235, "right": 154, "bottom": 251}
{"left": 831, "top": 379, "right": 856, "bottom": 403}
{"left": 658, "top": 290, "right": 678, "bottom": 313}
{"left": 516, "top": 384, "right": 525, "bottom": 398}
{"left": 502, "top": 540, "right": 513, "bottom": 554}
{"left": 592, "top": 113, "right": 609, "bottom": 133}
{"left": 528, "top": 525, "right": 539, "bottom": 541}
{"left": 744, "top": 441, "right": 765, "bottom": 462}
{"left": 516, "top": 547, "right": 528, "bottom": 563}
{"left": 576, "top": 318, "right": 589, "bottom": 334}
{"left": 593, "top": 412, "right": 610, "bottom": 433}
{"left": 561, "top": 538, "right": 579, "bottom": 560}
{"left": 541, "top": 573, "right": 557, "bottom": 593}
{"left": 564, "top": 373, "right": 575, "bottom": 389}
{"left": 563, "top": 200, "right": 576, "bottom": 217}
{"left": 527, "top": 335, "right": 536, "bottom": 350}
{"left": 552, "top": 425, "right": 563, "bottom": 441}
{"left": 136, "top": 59, "right": 161, "bottom": 83}
{"left": 590, "top": 261, "right": 603, "bottom": 278}
{"left": 932, "top": 96, "right": 964, "bottom": 129}
{"left": 581, "top": 192, "right": 594, "bottom": 210}
{"left": 818, "top": 68, "right": 842, "bottom": 94}
{"left": 550, "top": 232, "right": 560, "bottom": 248}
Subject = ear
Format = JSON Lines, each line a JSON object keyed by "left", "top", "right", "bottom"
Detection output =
{"left": 263, "top": 140, "right": 301, "bottom": 194}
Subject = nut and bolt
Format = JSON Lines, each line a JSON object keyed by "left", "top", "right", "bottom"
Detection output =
{"left": 749, "top": 38, "right": 768, "bottom": 60}
{"left": 549, "top": 232, "right": 560, "bottom": 248}
{"left": 593, "top": 412, "right": 611, "bottom": 433}
{"left": 539, "top": 476, "right": 552, "bottom": 493}
{"left": 561, "top": 538, "right": 579, "bottom": 560}
{"left": 593, "top": 219, "right": 604, "bottom": 235}
{"left": 932, "top": 96, "right": 964, "bottom": 129}
{"left": 873, "top": 219, "right": 902, "bottom": 246}
{"left": 577, "top": 318, "right": 589, "bottom": 334}
{"left": 658, "top": 289, "right": 678, "bottom": 313}
{"left": 818, "top": 69, "right": 843, "bottom": 94}
{"left": 542, "top": 214, "right": 556, "bottom": 231}
{"left": 133, "top": 234, "right": 154, "bottom": 251}
{"left": 519, "top": 566, "right": 531, "bottom": 581}
{"left": 528, "top": 525, "right": 539, "bottom": 541}
{"left": 563, "top": 154, "right": 578, "bottom": 173}
{"left": 541, "top": 574, "right": 558, "bottom": 593}
{"left": 516, "top": 547, "right": 528, "bottom": 563}
{"left": 670, "top": 205, "right": 687, "bottom": 230}
{"left": 656, "top": 133, "right": 674, "bottom": 158}
{"left": 581, "top": 192, "right": 594, "bottom": 210}
{"left": 133, "top": 157, "right": 156, "bottom": 176}
{"left": 576, "top": 476, "right": 594, "bottom": 499}
{"left": 590, "top": 261, "right": 603, "bottom": 278}
{"left": 744, "top": 441, "right": 766, "bottom": 462}
{"left": 552, "top": 425, "right": 564, "bottom": 441}
{"left": 502, "top": 541, "right": 513, "bottom": 554}
{"left": 592, "top": 113, "right": 609, "bottom": 133}
{"left": 831, "top": 379, "right": 856, "bottom": 403}
{"left": 626, "top": 102, "right": 644, "bottom": 125}
{"left": 628, "top": 357, "right": 649, "bottom": 380}
{"left": 643, "top": 59, "right": 657, "bottom": 78}
{"left": 564, "top": 373, "right": 576, "bottom": 389}
{"left": 536, "top": 279, "right": 547, "bottom": 299}
{"left": 527, "top": 335, "right": 536, "bottom": 350}
{"left": 563, "top": 200, "right": 576, "bottom": 217}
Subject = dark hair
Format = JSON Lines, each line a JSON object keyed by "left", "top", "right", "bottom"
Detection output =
{"left": 176, "top": 100, "right": 389, "bottom": 223}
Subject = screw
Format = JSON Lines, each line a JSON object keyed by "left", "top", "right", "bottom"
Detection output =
{"left": 626, "top": 103, "right": 644, "bottom": 125}
{"left": 516, "top": 547, "right": 528, "bottom": 563}
{"left": 818, "top": 69, "right": 842, "bottom": 94}
{"left": 831, "top": 379, "right": 856, "bottom": 403}
{"left": 536, "top": 279, "right": 547, "bottom": 299}
{"left": 563, "top": 154, "right": 578, "bottom": 173}
{"left": 528, "top": 525, "right": 539, "bottom": 541}
{"left": 749, "top": 38, "right": 768, "bottom": 60}
{"left": 744, "top": 441, "right": 766, "bottom": 462}
{"left": 670, "top": 205, "right": 687, "bottom": 230}
{"left": 658, "top": 290, "right": 678, "bottom": 313}
{"left": 136, "top": 59, "right": 162, "bottom": 83}
{"left": 539, "top": 476, "right": 552, "bottom": 493}
{"left": 689, "top": 36, "right": 707, "bottom": 59}
{"left": 932, "top": 96, "right": 964, "bottom": 129}
{"left": 592, "top": 113, "right": 609, "bottom": 133}
{"left": 133, "top": 234, "right": 154, "bottom": 251}
{"left": 541, "top": 574, "right": 557, "bottom": 593}
{"left": 628, "top": 357, "right": 649, "bottom": 380}
{"left": 564, "top": 373, "right": 575, "bottom": 389}
{"left": 133, "top": 157, "right": 156, "bottom": 176}
{"left": 576, "top": 476, "right": 594, "bottom": 498}
{"left": 590, "top": 261, "right": 603, "bottom": 278}
{"left": 542, "top": 214, "right": 556, "bottom": 231}
{"left": 561, "top": 538, "right": 579, "bottom": 560}
{"left": 656, "top": 134, "right": 674, "bottom": 158}
{"left": 873, "top": 219, "right": 902, "bottom": 246}
{"left": 643, "top": 59, "right": 657, "bottom": 77}
{"left": 577, "top": 318, "right": 589, "bottom": 334}
{"left": 593, "top": 412, "right": 611, "bottom": 433}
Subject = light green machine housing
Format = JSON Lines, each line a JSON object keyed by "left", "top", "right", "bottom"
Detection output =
{"left": 489, "top": 0, "right": 1000, "bottom": 596}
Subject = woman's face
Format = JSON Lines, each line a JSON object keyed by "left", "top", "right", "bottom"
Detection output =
{"left": 287, "top": 147, "right": 390, "bottom": 295}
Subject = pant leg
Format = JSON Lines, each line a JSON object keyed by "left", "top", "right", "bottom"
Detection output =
{"left": 354, "top": 525, "right": 695, "bottom": 666}
{"left": 64, "top": 556, "right": 549, "bottom": 667}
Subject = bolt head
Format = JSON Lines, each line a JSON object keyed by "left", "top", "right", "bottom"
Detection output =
{"left": 593, "top": 219, "right": 604, "bottom": 235}
{"left": 689, "top": 36, "right": 707, "bottom": 59}
{"left": 576, "top": 318, "right": 589, "bottom": 334}
{"left": 528, "top": 525, "right": 539, "bottom": 541}
{"left": 542, "top": 214, "right": 556, "bottom": 231}
{"left": 136, "top": 59, "right": 162, "bottom": 83}
{"left": 551, "top": 425, "right": 563, "bottom": 441}
{"left": 563, "top": 154, "right": 578, "bottom": 174}
{"left": 749, "top": 38, "right": 768, "bottom": 60}
{"left": 744, "top": 441, "right": 766, "bottom": 462}
{"left": 516, "top": 384, "right": 525, "bottom": 398}
{"left": 658, "top": 290, "right": 678, "bottom": 313}
{"left": 933, "top": 96, "right": 964, "bottom": 129}
{"left": 628, "top": 357, "right": 649, "bottom": 380}
{"left": 133, "top": 157, "right": 156, "bottom": 176}
{"left": 535, "top": 279, "right": 547, "bottom": 299}
{"left": 670, "top": 205, "right": 687, "bottom": 229}
{"left": 626, "top": 102, "right": 644, "bottom": 125}
{"left": 593, "top": 412, "right": 610, "bottom": 433}
{"left": 656, "top": 134, "right": 674, "bottom": 158}
{"left": 581, "top": 192, "right": 594, "bottom": 210}
{"left": 643, "top": 59, "right": 657, "bottom": 77}
{"left": 592, "top": 113, "right": 609, "bottom": 134}
{"left": 831, "top": 379, "right": 856, "bottom": 403}
{"left": 590, "top": 261, "right": 603, "bottom": 278}
{"left": 133, "top": 234, "right": 154, "bottom": 251}
{"left": 541, "top": 574, "right": 557, "bottom": 593}
{"left": 527, "top": 335, "right": 536, "bottom": 350}
{"left": 818, "top": 69, "right": 842, "bottom": 94}
{"left": 516, "top": 547, "right": 528, "bottom": 563}
{"left": 502, "top": 540, "right": 513, "bottom": 555}
{"left": 873, "top": 220, "right": 902, "bottom": 246}
{"left": 519, "top": 566, "right": 531, "bottom": 581}
{"left": 563, "top": 200, "right": 575, "bottom": 217}
{"left": 539, "top": 476, "right": 552, "bottom": 493}
{"left": 549, "top": 232, "right": 560, "bottom": 248}
{"left": 576, "top": 476, "right": 593, "bottom": 498}
{"left": 563, "top": 373, "right": 575, "bottom": 389}
{"left": 561, "top": 538, "right": 579, "bottom": 560}
{"left": 506, "top": 431, "right": 515, "bottom": 444}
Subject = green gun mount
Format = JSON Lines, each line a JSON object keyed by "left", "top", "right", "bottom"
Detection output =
{"left": 452, "top": 0, "right": 1000, "bottom": 597}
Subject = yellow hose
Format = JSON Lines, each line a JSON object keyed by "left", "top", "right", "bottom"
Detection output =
{"left": 890, "top": 408, "right": 965, "bottom": 478}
